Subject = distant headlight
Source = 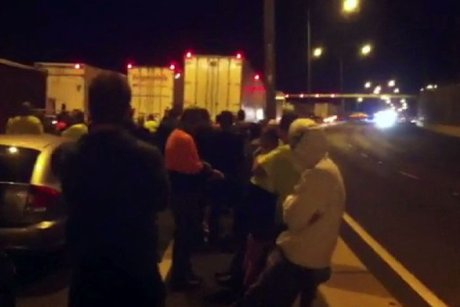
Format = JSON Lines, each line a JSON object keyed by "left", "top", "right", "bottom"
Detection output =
{"left": 374, "top": 109, "right": 397, "bottom": 129}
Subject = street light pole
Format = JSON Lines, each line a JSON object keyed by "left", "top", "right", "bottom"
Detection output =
{"left": 264, "top": 0, "right": 277, "bottom": 119}
{"left": 307, "top": 6, "right": 312, "bottom": 94}
{"left": 339, "top": 54, "right": 345, "bottom": 113}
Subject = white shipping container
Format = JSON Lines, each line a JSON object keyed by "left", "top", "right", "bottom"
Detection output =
{"left": 128, "top": 67, "right": 174, "bottom": 120}
{"left": 184, "top": 54, "right": 265, "bottom": 122}
{"left": 35, "top": 62, "right": 125, "bottom": 116}
{"left": 314, "top": 102, "right": 338, "bottom": 118}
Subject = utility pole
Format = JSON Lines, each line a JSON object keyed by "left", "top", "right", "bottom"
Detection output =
{"left": 264, "top": 0, "right": 277, "bottom": 119}
{"left": 307, "top": 5, "right": 312, "bottom": 95}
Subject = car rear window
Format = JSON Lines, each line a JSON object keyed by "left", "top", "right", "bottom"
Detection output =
{"left": 0, "top": 145, "right": 40, "bottom": 183}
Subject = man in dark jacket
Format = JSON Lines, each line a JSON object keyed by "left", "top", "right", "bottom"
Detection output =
{"left": 58, "top": 73, "right": 169, "bottom": 307}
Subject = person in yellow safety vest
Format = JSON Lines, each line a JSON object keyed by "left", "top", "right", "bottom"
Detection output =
{"left": 144, "top": 114, "right": 159, "bottom": 133}
{"left": 6, "top": 102, "right": 44, "bottom": 135}
{"left": 62, "top": 110, "right": 88, "bottom": 140}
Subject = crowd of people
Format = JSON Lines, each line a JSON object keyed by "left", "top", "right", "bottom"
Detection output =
{"left": 5, "top": 73, "right": 346, "bottom": 307}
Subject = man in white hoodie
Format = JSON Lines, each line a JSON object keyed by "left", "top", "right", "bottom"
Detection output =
{"left": 238, "top": 119, "right": 346, "bottom": 307}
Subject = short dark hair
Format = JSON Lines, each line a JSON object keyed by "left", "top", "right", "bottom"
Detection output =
{"left": 279, "top": 111, "right": 299, "bottom": 133}
{"left": 261, "top": 126, "right": 279, "bottom": 145}
{"left": 19, "top": 101, "right": 33, "bottom": 116}
{"left": 217, "top": 111, "right": 234, "bottom": 128}
{"left": 89, "top": 73, "right": 131, "bottom": 125}
{"left": 237, "top": 109, "right": 246, "bottom": 121}
{"left": 180, "top": 108, "right": 204, "bottom": 132}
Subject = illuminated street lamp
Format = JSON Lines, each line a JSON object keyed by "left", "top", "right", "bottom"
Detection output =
{"left": 364, "top": 81, "right": 372, "bottom": 89}
{"left": 357, "top": 97, "right": 364, "bottom": 103}
{"left": 394, "top": 88, "right": 400, "bottom": 94}
{"left": 360, "top": 44, "right": 373, "bottom": 56}
{"left": 373, "top": 85, "right": 382, "bottom": 94}
{"left": 388, "top": 80, "right": 396, "bottom": 87}
{"left": 342, "top": 0, "right": 360, "bottom": 15}
{"left": 313, "top": 47, "right": 323, "bottom": 59}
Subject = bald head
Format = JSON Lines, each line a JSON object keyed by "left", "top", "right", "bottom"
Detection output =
{"left": 89, "top": 73, "right": 131, "bottom": 125}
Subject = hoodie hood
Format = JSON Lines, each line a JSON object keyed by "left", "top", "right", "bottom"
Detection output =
{"left": 288, "top": 119, "right": 328, "bottom": 172}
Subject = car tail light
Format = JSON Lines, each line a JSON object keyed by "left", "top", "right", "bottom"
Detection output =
{"left": 56, "top": 121, "right": 68, "bottom": 131}
{"left": 27, "top": 185, "right": 61, "bottom": 212}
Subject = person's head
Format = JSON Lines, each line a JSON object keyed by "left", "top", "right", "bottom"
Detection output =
{"left": 147, "top": 114, "right": 155, "bottom": 121}
{"left": 288, "top": 119, "right": 328, "bottom": 171}
{"left": 217, "top": 111, "right": 235, "bottom": 130}
{"left": 197, "top": 108, "right": 211, "bottom": 128}
{"left": 168, "top": 107, "right": 182, "bottom": 120}
{"left": 180, "top": 107, "right": 205, "bottom": 133}
{"left": 89, "top": 73, "right": 131, "bottom": 126}
{"left": 248, "top": 123, "right": 262, "bottom": 141}
{"left": 237, "top": 109, "right": 246, "bottom": 122}
{"left": 279, "top": 111, "right": 299, "bottom": 142}
{"left": 70, "top": 109, "right": 85, "bottom": 125}
{"left": 260, "top": 127, "right": 279, "bottom": 153}
{"left": 18, "top": 101, "right": 33, "bottom": 117}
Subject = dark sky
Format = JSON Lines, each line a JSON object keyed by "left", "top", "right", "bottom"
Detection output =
{"left": 1, "top": 0, "right": 458, "bottom": 93}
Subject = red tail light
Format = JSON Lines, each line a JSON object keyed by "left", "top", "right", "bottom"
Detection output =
{"left": 27, "top": 185, "right": 61, "bottom": 212}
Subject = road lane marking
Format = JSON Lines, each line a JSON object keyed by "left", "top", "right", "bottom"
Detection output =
{"left": 398, "top": 171, "right": 420, "bottom": 180}
{"left": 159, "top": 241, "right": 173, "bottom": 281}
{"left": 343, "top": 213, "right": 448, "bottom": 307}
{"left": 361, "top": 153, "right": 369, "bottom": 158}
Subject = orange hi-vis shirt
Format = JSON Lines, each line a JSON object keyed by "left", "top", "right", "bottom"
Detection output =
{"left": 165, "top": 129, "right": 204, "bottom": 174}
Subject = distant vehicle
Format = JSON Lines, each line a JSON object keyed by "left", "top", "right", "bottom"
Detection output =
{"left": 127, "top": 66, "right": 177, "bottom": 120}
{"left": 0, "top": 59, "right": 47, "bottom": 134}
{"left": 314, "top": 102, "right": 338, "bottom": 119}
{"left": 349, "top": 112, "right": 369, "bottom": 121}
{"left": 0, "top": 135, "right": 69, "bottom": 253}
{"left": 0, "top": 251, "right": 15, "bottom": 307}
{"left": 34, "top": 62, "right": 126, "bottom": 118}
{"left": 183, "top": 52, "right": 266, "bottom": 122}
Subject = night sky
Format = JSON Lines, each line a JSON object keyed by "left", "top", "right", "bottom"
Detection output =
{"left": 1, "top": 0, "right": 458, "bottom": 93}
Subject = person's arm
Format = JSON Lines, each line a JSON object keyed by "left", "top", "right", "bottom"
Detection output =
{"left": 282, "top": 170, "right": 330, "bottom": 232}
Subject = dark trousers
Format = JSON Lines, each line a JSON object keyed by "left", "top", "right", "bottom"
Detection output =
{"left": 171, "top": 192, "right": 202, "bottom": 282}
{"left": 69, "top": 262, "right": 165, "bottom": 307}
{"left": 238, "top": 249, "right": 331, "bottom": 307}
{"left": 208, "top": 179, "right": 245, "bottom": 243}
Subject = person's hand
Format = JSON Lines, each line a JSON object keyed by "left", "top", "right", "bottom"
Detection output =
{"left": 210, "top": 169, "right": 225, "bottom": 180}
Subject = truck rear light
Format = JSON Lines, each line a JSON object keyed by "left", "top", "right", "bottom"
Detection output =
{"left": 27, "top": 185, "right": 61, "bottom": 212}
{"left": 254, "top": 74, "right": 260, "bottom": 81}
{"left": 169, "top": 64, "right": 176, "bottom": 71}
{"left": 127, "top": 63, "right": 133, "bottom": 69}
{"left": 74, "top": 64, "right": 81, "bottom": 69}
{"left": 186, "top": 51, "right": 193, "bottom": 58}
{"left": 236, "top": 53, "right": 243, "bottom": 59}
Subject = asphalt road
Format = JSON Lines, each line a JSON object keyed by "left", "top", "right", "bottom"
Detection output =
{"left": 11, "top": 122, "right": 460, "bottom": 306}
{"left": 327, "top": 122, "right": 460, "bottom": 306}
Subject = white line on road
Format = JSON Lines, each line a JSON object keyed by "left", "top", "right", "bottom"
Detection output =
{"left": 398, "top": 171, "right": 421, "bottom": 180}
{"left": 361, "top": 153, "right": 369, "bottom": 158}
{"left": 343, "top": 213, "right": 448, "bottom": 307}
